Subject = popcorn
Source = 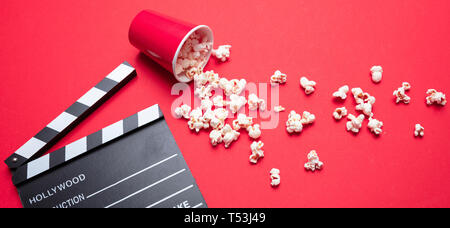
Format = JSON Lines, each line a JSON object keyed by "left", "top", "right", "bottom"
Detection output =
{"left": 269, "top": 168, "right": 280, "bottom": 187}
{"left": 204, "top": 70, "right": 221, "bottom": 88}
{"left": 219, "top": 78, "right": 247, "bottom": 96}
{"left": 174, "top": 104, "right": 191, "bottom": 119}
{"left": 351, "top": 88, "right": 375, "bottom": 105}
{"left": 186, "top": 67, "right": 201, "bottom": 81}
{"left": 414, "top": 124, "right": 424, "bottom": 137}
{"left": 209, "top": 129, "right": 223, "bottom": 146}
{"left": 270, "top": 70, "right": 287, "bottom": 86}
{"left": 214, "top": 108, "right": 229, "bottom": 120}
{"left": 402, "top": 82, "right": 411, "bottom": 90}
{"left": 333, "top": 107, "right": 348, "bottom": 120}
{"left": 426, "top": 89, "right": 447, "bottom": 106}
{"left": 188, "top": 108, "right": 208, "bottom": 133}
{"left": 194, "top": 70, "right": 221, "bottom": 89}
{"left": 174, "top": 62, "right": 184, "bottom": 76}
{"left": 333, "top": 85, "right": 349, "bottom": 100}
{"left": 210, "top": 108, "right": 229, "bottom": 129}
{"left": 286, "top": 111, "right": 303, "bottom": 133}
{"left": 366, "top": 96, "right": 376, "bottom": 105}
{"left": 228, "top": 94, "right": 247, "bottom": 113}
{"left": 192, "top": 36, "right": 211, "bottom": 52}
{"left": 175, "top": 30, "right": 213, "bottom": 80}
{"left": 393, "top": 82, "right": 411, "bottom": 104}
{"left": 221, "top": 124, "right": 240, "bottom": 148}
{"left": 346, "top": 114, "right": 365, "bottom": 133}
{"left": 351, "top": 88, "right": 364, "bottom": 103}
{"left": 210, "top": 118, "right": 224, "bottom": 130}
{"left": 355, "top": 102, "right": 374, "bottom": 117}
{"left": 213, "top": 95, "right": 227, "bottom": 108}
{"left": 300, "top": 76, "right": 316, "bottom": 95}
{"left": 194, "top": 85, "right": 213, "bottom": 99}
{"left": 201, "top": 109, "right": 215, "bottom": 128}
{"left": 249, "top": 141, "right": 264, "bottom": 164}
{"left": 190, "top": 107, "right": 203, "bottom": 119}
{"left": 286, "top": 110, "right": 315, "bottom": 133}
{"left": 247, "top": 124, "right": 262, "bottom": 139}
{"left": 367, "top": 117, "right": 383, "bottom": 135}
{"left": 300, "top": 111, "right": 316, "bottom": 125}
{"left": 351, "top": 87, "right": 375, "bottom": 116}
{"left": 218, "top": 78, "right": 229, "bottom": 93}
{"left": 370, "top": 66, "right": 383, "bottom": 83}
{"left": 248, "top": 93, "right": 266, "bottom": 111}
{"left": 304, "top": 150, "right": 323, "bottom": 172}
{"left": 194, "top": 72, "right": 209, "bottom": 87}
{"left": 232, "top": 114, "right": 253, "bottom": 130}
{"left": 200, "top": 99, "right": 213, "bottom": 111}
{"left": 274, "top": 105, "right": 286, "bottom": 112}
{"left": 211, "top": 45, "right": 231, "bottom": 62}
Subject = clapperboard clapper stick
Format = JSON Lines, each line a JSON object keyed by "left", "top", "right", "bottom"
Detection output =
{"left": 4, "top": 62, "right": 137, "bottom": 169}
{"left": 7, "top": 63, "right": 207, "bottom": 208}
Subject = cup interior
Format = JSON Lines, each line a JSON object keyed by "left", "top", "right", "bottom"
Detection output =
{"left": 172, "top": 25, "right": 214, "bottom": 83}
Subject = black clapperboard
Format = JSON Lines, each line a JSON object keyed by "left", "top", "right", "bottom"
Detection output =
{"left": 4, "top": 62, "right": 207, "bottom": 208}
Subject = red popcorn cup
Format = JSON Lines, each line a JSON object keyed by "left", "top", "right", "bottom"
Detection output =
{"left": 129, "top": 10, "right": 214, "bottom": 82}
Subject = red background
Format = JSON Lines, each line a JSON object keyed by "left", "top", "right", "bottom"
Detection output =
{"left": 1, "top": 0, "right": 449, "bottom": 208}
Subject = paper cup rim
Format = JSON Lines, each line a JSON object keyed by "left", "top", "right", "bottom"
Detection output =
{"left": 172, "top": 25, "right": 214, "bottom": 83}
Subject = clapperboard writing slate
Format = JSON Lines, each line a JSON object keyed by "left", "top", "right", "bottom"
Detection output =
{"left": 6, "top": 62, "right": 207, "bottom": 208}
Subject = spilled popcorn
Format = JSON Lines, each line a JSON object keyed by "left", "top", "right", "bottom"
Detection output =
{"left": 426, "top": 89, "right": 447, "bottom": 106}
{"left": 212, "top": 95, "right": 227, "bottom": 108}
{"left": 174, "top": 104, "right": 191, "bottom": 119}
{"left": 209, "top": 108, "right": 227, "bottom": 130}
{"left": 414, "top": 124, "right": 424, "bottom": 137}
{"left": 270, "top": 70, "right": 287, "bottom": 86}
{"left": 194, "top": 84, "right": 213, "bottom": 99}
{"left": 286, "top": 111, "right": 303, "bottom": 133}
{"left": 249, "top": 141, "right": 264, "bottom": 164}
{"left": 393, "top": 82, "right": 411, "bottom": 104}
{"left": 232, "top": 114, "right": 253, "bottom": 131}
{"left": 304, "top": 150, "right": 323, "bottom": 172}
{"left": 356, "top": 102, "right": 374, "bottom": 117}
{"left": 346, "top": 114, "right": 365, "bottom": 133}
{"left": 247, "top": 124, "right": 262, "bottom": 139}
{"left": 219, "top": 78, "right": 247, "bottom": 96}
{"left": 211, "top": 45, "right": 231, "bottom": 62}
{"left": 194, "top": 70, "right": 220, "bottom": 89}
{"left": 221, "top": 124, "right": 240, "bottom": 148}
{"left": 286, "top": 111, "right": 315, "bottom": 134}
{"left": 352, "top": 88, "right": 376, "bottom": 117}
{"left": 175, "top": 53, "right": 269, "bottom": 150}
{"left": 228, "top": 94, "right": 247, "bottom": 114}
{"left": 333, "top": 85, "right": 349, "bottom": 100}
{"left": 172, "top": 38, "right": 449, "bottom": 191}
{"left": 333, "top": 107, "right": 348, "bottom": 120}
{"left": 274, "top": 105, "right": 286, "bottom": 113}
{"left": 201, "top": 98, "right": 213, "bottom": 111}
{"left": 209, "top": 129, "right": 223, "bottom": 146}
{"left": 248, "top": 93, "right": 266, "bottom": 111}
{"left": 300, "top": 76, "right": 316, "bottom": 95}
{"left": 188, "top": 107, "right": 207, "bottom": 133}
{"left": 269, "top": 168, "right": 281, "bottom": 187}
{"left": 367, "top": 117, "right": 383, "bottom": 135}
{"left": 300, "top": 111, "right": 316, "bottom": 125}
{"left": 370, "top": 66, "right": 383, "bottom": 83}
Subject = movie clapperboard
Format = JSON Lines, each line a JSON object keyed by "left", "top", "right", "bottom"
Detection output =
{"left": 5, "top": 62, "right": 207, "bottom": 208}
